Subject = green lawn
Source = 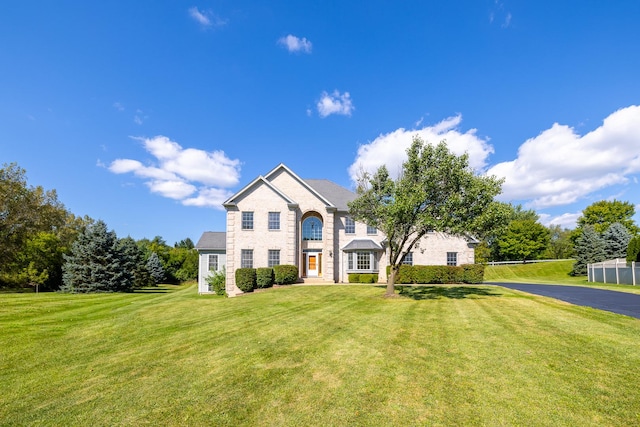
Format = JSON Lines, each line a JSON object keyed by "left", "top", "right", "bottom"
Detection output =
{"left": 2, "top": 283, "right": 640, "bottom": 426}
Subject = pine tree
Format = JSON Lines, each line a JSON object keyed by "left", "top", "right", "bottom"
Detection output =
{"left": 602, "top": 222, "right": 631, "bottom": 260}
{"left": 61, "top": 220, "right": 129, "bottom": 292}
{"left": 627, "top": 236, "right": 640, "bottom": 262}
{"left": 118, "top": 236, "right": 152, "bottom": 289}
{"left": 572, "top": 225, "right": 606, "bottom": 276}
{"left": 146, "top": 252, "right": 165, "bottom": 285}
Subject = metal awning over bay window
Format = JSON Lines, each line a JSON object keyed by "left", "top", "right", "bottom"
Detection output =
{"left": 342, "top": 239, "right": 384, "bottom": 273}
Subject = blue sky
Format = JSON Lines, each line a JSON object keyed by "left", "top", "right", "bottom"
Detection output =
{"left": 3, "top": 1, "right": 640, "bottom": 245}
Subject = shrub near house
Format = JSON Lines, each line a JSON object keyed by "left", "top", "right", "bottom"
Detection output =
{"left": 385, "top": 264, "right": 485, "bottom": 285}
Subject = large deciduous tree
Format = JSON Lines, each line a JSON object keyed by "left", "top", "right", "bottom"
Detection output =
{"left": 577, "top": 200, "right": 638, "bottom": 234}
{"left": 486, "top": 203, "right": 540, "bottom": 262}
{"left": 543, "top": 225, "right": 575, "bottom": 259}
{"left": 497, "top": 219, "right": 550, "bottom": 262}
{"left": 348, "top": 137, "right": 505, "bottom": 296}
{"left": 0, "top": 163, "right": 83, "bottom": 289}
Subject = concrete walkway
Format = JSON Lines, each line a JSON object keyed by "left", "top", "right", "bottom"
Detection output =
{"left": 487, "top": 282, "right": 640, "bottom": 319}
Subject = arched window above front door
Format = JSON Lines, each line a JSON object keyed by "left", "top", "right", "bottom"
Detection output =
{"left": 302, "top": 217, "right": 323, "bottom": 241}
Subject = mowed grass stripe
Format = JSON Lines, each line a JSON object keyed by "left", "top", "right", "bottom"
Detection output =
{"left": 1, "top": 283, "right": 639, "bottom": 426}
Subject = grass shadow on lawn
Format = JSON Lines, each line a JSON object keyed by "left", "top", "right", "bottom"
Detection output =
{"left": 395, "top": 285, "right": 502, "bottom": 300}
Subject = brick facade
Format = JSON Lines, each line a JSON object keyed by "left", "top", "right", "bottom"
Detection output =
{"left": 221, "top": 164, "right": 476, "bottom": 296}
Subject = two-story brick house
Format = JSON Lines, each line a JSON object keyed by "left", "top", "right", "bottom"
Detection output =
{"left": 206, "top": 163, "right": 476, "bottom": 296}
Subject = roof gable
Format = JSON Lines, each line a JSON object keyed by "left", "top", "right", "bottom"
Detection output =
{"left": 222, "top": 163, "right": 357, "bottom": 212}
{"left": 222, "top": 174, "right": 297, "bottom": 208}
{"left": 264, "top": 164, "right": 336, "bottom": 209}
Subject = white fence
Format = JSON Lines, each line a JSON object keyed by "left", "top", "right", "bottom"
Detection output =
{"left": 588, "top": 258, "right": 639, "bottom": 285}
{"left": 486, "top": 259, "right": 574, "bottom": 266}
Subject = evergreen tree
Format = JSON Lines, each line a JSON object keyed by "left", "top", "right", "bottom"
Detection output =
{"left": 626, "top": 236, "right": 640, "bottom": 263}
{"left": 118, "top": 236, "right": 152, "bottom": 289}
{"left": 146, "top": 252, "right": 165, "bottom": 285}
{"left": 61, "top": 220, "right": 131, "bottom": 292}
{"left": 572, "top": 225, "right": 606, "bottom": 276}
{"left": 602, "top": 222, "right": 631, "bottom": 260}
{"left": 174, "top": 237, "right": 195, "bottom": 249}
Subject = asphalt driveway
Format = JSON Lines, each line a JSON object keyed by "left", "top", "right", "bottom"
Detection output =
{"left": 487, "top": 282, "right": 640, "bottom": 319}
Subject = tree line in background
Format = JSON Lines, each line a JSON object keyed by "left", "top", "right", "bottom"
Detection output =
{"left": 3, "top": 160, "right": 639, "bottom": 293}
{"left": 0, "top": 163, "right": 198, "bottom": 292}
{"left": 475, "top": 199, "right": 639, "bottom": 276}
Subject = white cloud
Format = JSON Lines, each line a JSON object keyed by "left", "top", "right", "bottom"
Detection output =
{"left": 539, "top": 212, "right": 581, "bottom": 229}
{"left": 317, "top": 90, "right": 354, "bottom": 118}
{"left": 487, "top": 105, "right": 640, "bottom": 208}
{"left": 113, "top": 102, "right": 124, "bottom": 111}
{"left": 108, "top": 135, "right": 240, "bottom": 209}
{"left": 188, "top": 7, "right": 226, "bottom": 28}
{"left": 278, "top": 35, "right": 312, "bottom": 53}
{"left": 183, "top": 187, "right": 234, "bottom": 208}
{"left": 348, "top": 115, "right": 494, "bottom": 183}
{"left": 146, "top": 180, "right": 197, "bottom": 200}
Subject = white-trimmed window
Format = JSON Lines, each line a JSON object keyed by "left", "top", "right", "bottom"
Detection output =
{"left": 345, "top": 217, "right": 355, "bottom": 234}
{"left": 208, "top": 254, "right": 219, "bottom": 271}
{"left": 268, "top": 250, "right": 280, "bottom": 267}
{"left": 268, "top": 212, "right": 280, "bottom": 230}
{"left": 367, "top": 225, "right": 377, "bottom": 235}
{"left": 447, "top": 252, "right": 458, "bottom": 266}
{"left": 402, "top": 252, "right": 413, "bottom": 266}
{"left": 347, "top": 251, "right": 378, "bottom": 271}
{"left": 241, "top": 249, "right": 253, "bottom": 268}
{"left": 242, "top": 212, "right": 254, "bottom": 230}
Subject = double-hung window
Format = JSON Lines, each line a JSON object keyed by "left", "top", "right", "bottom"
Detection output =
{"left": 402, "top": 252, "right": 413, "bottom": 266}
{"left": 268, "top": 212, "right": 280, "bottom": 230}
{"left": 366, "top": 225, "right": 377, "bottom": 235}
{"left": 268, "top": 250, "right": 280, "bottom": 267}
{"left": 242, "top": 212, "right": 254, "bottom": 230}
{"left": 208, "top": 254, "right": 219, "bottom": 271}
{"left": 345, "top": 217, "right": 355, "bottom": 234}
{"left": 241, "top": 249, "right": 253, "bottom": 268}
{"left": 447, "top": 252, "right": 458, "bottom": 266}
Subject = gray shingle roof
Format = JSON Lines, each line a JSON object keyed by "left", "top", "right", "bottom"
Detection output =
{"left": 195, "top": 231, "right": 226, "bottom": 250}
{"left": 304, "top": 179, "right": 356, "bottom": 211}
{"left": 341, "top": 239, "right": 384, "bottom": 251}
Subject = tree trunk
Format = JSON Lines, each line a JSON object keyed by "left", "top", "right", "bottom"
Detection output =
{"left": 386, "top": 265, "right": 398, "bottom": 296}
